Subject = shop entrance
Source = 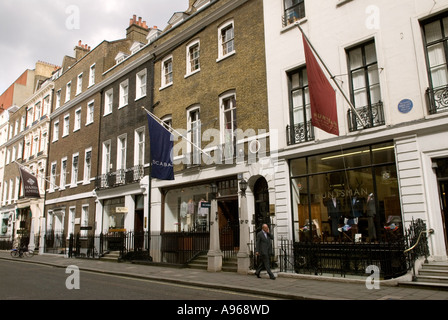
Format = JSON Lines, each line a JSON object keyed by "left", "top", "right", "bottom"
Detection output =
{"left": 218, "top": 197, "right": 239, "bottom": 256}
{"left": 435, "top": 158, "right": 448, "bottom": 254}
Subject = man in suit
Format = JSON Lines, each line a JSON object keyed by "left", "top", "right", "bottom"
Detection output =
{"left": 255, "top": 224, "right": 275, "bottom": 280}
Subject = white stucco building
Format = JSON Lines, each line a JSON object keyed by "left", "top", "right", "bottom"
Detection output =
{"left": 264, "top": 0, "right": 448, "bottom": 261}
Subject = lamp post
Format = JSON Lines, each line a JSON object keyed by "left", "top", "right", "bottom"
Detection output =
{"left": 207, "top": 183, "right": 222, "bottom": 272}
{"left": 237, "top": 178, "right": 250, "bottom": 274}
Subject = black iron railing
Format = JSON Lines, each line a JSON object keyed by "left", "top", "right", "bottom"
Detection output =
{"left": 286, "top": 121, "right": 314, "bottom": 145}
{"left": 347, "top": 101, "right": 385, "bottom": 132}
{"left": 95, "top": 165, "right": 144, "bottom": 190}
{"left": 276, "top": 218, "right": 431, "bottom": 280}
{"left": 427, "top": 85, "right": 448, "bottom": 114}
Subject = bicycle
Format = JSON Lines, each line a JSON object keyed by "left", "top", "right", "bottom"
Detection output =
{"left": 10, "top": 247, "right": 34, "bottom": 258}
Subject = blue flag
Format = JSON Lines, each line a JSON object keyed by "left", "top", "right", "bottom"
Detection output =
{"left": 147, "top": 114, "right": 174, "bottom": 180}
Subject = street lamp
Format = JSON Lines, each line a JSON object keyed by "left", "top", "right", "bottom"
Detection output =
{"left": 210, "top": 183, "right": 218, "bottom": 200}
{"left": 239, "top": 179, "right": 247, "bottom": 196}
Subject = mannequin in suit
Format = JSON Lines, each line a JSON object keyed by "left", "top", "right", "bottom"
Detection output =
{"left": 255, "top": 224, "right": 275, "bottom": 280}
{"left": 325, "top": 197, "right": 342, "bottom": 237}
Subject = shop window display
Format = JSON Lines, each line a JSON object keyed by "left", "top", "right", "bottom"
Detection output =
{"left": 290, "top": 142, "right": 401, "bottom": 243}
{"left": 164, "top": 185, "right": 211, "bottom": 232}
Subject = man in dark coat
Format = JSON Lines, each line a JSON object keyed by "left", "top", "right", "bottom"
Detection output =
{"left": 255, "top": 224, "right": 275, "bottom": 280}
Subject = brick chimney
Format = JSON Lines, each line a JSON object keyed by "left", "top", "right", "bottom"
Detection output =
{"left": 74, "top": 40, "right": 91, "bottom": 61}
{"left": 126, "top": 15, "right": 150, "bottom": 43}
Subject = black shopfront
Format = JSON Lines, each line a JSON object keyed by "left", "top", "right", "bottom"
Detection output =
{"left": 288, "top": 141, "right": 410, "bottom": 279}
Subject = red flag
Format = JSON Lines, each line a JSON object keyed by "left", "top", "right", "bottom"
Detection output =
{"left": 302, "top": 35, "right": 339, "bottom": 136}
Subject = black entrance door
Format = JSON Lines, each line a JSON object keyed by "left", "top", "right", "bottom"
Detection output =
{"left": 435, "top": 158, "right": 448, "bottom": 254}
{"left": 254, "top": 178, "right": 270, "bottom": 233}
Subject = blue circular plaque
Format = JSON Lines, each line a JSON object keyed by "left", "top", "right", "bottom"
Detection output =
{"left": 398, "top": 99, "right": 413, "bottom": 114}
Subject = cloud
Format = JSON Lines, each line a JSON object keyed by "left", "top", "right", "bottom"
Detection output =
{"left": 0, "top": 0, "right": 187, "bottom": 95}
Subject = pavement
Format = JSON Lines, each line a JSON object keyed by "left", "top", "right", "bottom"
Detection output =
{"left": 1, "top": 251, "right": 448, "bottom": 301}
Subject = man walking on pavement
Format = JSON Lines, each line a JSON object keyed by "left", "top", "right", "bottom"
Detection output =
{"left": 255, "top": 223, "right": 275, "bottom": 280}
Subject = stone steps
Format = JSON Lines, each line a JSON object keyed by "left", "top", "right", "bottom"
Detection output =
{"left": 188, "top": 254, "right": 238, "bottom": 272}
{"left": 399, "top": 261, "right": 448, "bottom": 290}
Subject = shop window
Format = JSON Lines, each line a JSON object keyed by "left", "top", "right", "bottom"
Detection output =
{"left": 164, "top": 186, "right": 210, "bottom": 232}
{"left": 290, "top": 142, "right": 401, "bottom": 243}
{"left": 104, "top": 198, "right": 125, "bottom": 232}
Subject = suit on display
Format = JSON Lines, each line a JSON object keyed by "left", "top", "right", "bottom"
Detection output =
{"left": 255, "top": 224, "right": 275, "bottom": 280}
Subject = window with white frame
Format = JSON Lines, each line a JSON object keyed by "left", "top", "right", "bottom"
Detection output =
{"left": 117, "top": 135, "right": 127, "bottom": 170}
{"left": 136, "top": 69, "right": 147, "bottom": 99}
{"left": 60, "top": 158, "right": 67, "bottom": 189}
{"left": 76, "top": 73, "right": 83, "bottom": 95}
{"left": 89, "top": 64, "right": 96, "bottom": 87}
{"left": 56, "top": 90, "right": 61, "bottom": 109}
{"left": 220, "top": 92, "right": 237, "bottom": 159}
{"left": 74, "top": 108, "right": 82, "bottom": 131}
{"left": 43, "top": 95, "right": 50, "bottom": 116}
{"left": 187, "top": 106, "right": 201, "bottom": 165}
{"left": 65, "top": 82, "right": 71, "bottom": 102}
{"left": 24, "top": 141, "right": 30, "bottom": 159}
{"left": 40, "top": 132, "right": 47, "bottom": 153}
{"left": 186, "top": 40, "right": 200, "bottom": 76}
{"left": 27, "top": 107, "right": 34, "bottom": 127}
{"left": 86, "top": 100, "right": 94, "bottom": 125}
{"left": 102, "top": 141, "right": 111, "bottom": 174}
{"left": 283, "top": 0, "right": 305, "bottom": 27}
{"left": 20, "top": 115, "right": 25, "bottom": 132}
{"left": 84, "top": 149, "right": 92, "bottom": 183}
{"left": 17, "top": 141, "right": 23, "bottom": 160}
{"left": 104, "top": 89, "right": 113, "bottom": 115}
{"left": 15, "top": 177, "right": 20, "bottom": 200}
{"left": 50, "top": 162, "right": 57, "bottom": 191}
{"left": 161, "top": 56, "right": 173, "bottom": 88}
{"left": 68, "top": 207, "right": 75, "bottom": 236}
{"left": 135, "top": 127, "right": 145, "bottom": 166}
{"left": 53, "top": 120, "right": 59, "bottom": 142}
{"left": 218, "top": 21, "right": 235, "bottom": 60}
{"left": 71, "top": 153, "right": 79, "bottom": 186}
{"left": 32, "top": 135, "right": 39, "bottom": 156}
{"left": 119, "top": 80, "right": 129, "bottom": 108}
{"left": 81, "top": 205, "right": 89, "bottom": 237}
{"left": 63, "top": 114, "right": 70, "bottom": 137}
{"left": 14, "top": 120, "right": 19, "bottom": 136}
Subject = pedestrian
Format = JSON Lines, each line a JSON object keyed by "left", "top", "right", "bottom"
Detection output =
{"left": 255, "top": 223, "right": 275, "bottom": 280}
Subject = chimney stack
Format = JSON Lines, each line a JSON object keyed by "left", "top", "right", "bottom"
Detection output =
{"left": 74, "top": 40, "right": 91, "bottom": 61}
{"left": 127, "top": 14, "right": 150, "bottom": 43}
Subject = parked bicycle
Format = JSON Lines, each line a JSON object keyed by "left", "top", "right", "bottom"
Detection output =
{"left": 10, "top": 246, "right": 34, "bottom": 258}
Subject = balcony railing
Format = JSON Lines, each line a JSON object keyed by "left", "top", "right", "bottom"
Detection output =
{"left": 427, "top": 85, "right": 448, "bottom": 114}
{"left": 286, "top": 121, "right": 314, "bottom": 145}
{"left": 347, "top": 101, "right": 385, "bottom": 132}
{"left": 95, "top": 165, "right": 144, "bottom": 190}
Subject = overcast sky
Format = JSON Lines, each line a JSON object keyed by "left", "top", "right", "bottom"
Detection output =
{"left": 0, "top": 0, "right": 187, "bottom": 95}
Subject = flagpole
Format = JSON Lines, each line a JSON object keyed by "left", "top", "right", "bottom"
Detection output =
{"left": 295, "top": 23, "right": 368, "bottom": 129}
{"left": 141, "top": 106, "right": 211, "bottom": 159}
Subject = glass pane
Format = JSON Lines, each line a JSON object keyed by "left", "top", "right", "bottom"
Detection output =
{"left": 290, "top": 158, "right": 306, "bottom": 176}
{"left": 309, "top": 146, "right": 371, "bottom": 174}
{"left": 349, "top": 47, "right": 363, "bottom": 70}
{"left": 365, "top": 42, "right": 377, "bottom": 65}
{"left": 425, "top": 20, "right": 443, "bottom": 43}
{"left": 291, "top": 72, "right": 300, "bottom": 88}
{"left": 352, "top": 69, "right": 366, "bottom": 90}
{"left": 372, "top": 143, "right": 395, "bottom": 164}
